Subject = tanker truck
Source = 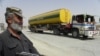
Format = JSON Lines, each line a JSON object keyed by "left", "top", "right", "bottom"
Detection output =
{"left": 28, "top": 8, "right": 99, "bottom": 39}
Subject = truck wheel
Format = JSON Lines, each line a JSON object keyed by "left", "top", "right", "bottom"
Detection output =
{"left": 63, "top": 32, "right": 68, "bottom": 36}
{"left": 72, "top": 30, "right": 79, "bottom": 38}
{"left": 29, "top": 27, "right": 34, "bottom": 32}
{"left": 37, "top": 30, "right": 43, "bottom": 33}
{"left": 82, "top": 35, "right": 88, "bottom": 39}
{"left": 53, "top": 29, "right": 60, "bottom": 35}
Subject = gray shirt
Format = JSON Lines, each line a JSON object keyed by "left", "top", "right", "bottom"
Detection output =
{"left": 0, "top": 29, "right": 39, "bottom": 56}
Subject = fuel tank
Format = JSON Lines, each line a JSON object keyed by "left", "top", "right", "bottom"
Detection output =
{"left": 29, "top": 8, "right": 72, "bottom": 25}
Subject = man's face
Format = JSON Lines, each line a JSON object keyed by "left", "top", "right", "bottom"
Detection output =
{"left": 10, "top": 14, "right": 23, "bottom": 32}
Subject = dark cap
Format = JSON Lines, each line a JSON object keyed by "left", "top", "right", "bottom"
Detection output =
{"left": 6, "top": 7, "right": 23, "bottom": 17}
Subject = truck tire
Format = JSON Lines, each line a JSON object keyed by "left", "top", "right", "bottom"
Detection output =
{"left": 29, "top": 27, "right": 37, "bottom": 32}
{"left": 53, "top": 29, "right": 60, "bottom": 35}
{"left": 82, "top": 35, "right": 88, "bottom": 39}
{"left": 63, "top": 32, "right": 68, "bottom": 36}
{"left": 37, "top": 30, "right": 43, "bottom": 33}
{"left": 29, "top": 27, "right": 34, "bottom": 32}
{"left": 72, "top": 29, "right": 79, "bottom": 38}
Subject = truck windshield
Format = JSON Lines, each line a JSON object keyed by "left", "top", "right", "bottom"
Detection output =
{"left": 74, "top": 15, "right": 95, "bottom": 23}
{"left": 75, "top": 15, "right": 84, "bottom": 23}
{"left": 85, "top": 15, "right": 95, "bottom": 23}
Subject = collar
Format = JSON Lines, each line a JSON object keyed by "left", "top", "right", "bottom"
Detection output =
{"left": 5, "top": 29, "right": 22, "bottom": 40}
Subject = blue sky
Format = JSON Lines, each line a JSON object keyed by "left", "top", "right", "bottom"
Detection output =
{"left": 0, "top": 0, "right": 100, "bottom": 26}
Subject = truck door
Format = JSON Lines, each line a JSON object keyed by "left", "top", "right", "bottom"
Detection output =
{"left": 72, "top": 15, "right": 84, "bottom": 31}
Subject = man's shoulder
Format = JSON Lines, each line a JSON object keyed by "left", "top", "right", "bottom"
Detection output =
{"left": 0, "top": 30, "right": 10, "bottom": 38}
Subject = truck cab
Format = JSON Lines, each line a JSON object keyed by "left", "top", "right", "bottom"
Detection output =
{"left": 71, "top": 14, "right": 99, "bottom": 38}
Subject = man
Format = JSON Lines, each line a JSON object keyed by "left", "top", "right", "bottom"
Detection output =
{"left": 0, "top": 7, "right": 41, "bottom": 56}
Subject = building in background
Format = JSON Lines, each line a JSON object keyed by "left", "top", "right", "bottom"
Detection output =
{"left": 0, "top": 23, "right": 5, "bottom": 31}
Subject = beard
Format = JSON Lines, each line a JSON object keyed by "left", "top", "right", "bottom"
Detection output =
{"left": 11, "top": 22, "right": 23, "bottom": 32}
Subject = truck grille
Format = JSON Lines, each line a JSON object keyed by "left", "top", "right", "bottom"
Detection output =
{"left": 88, "top": 27, "right": 94, "bottom": 30}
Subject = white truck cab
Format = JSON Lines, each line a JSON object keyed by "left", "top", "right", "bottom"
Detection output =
{"left": 72, "top": 14, "right": 99, "bottom": 38}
